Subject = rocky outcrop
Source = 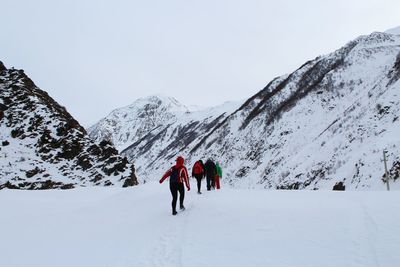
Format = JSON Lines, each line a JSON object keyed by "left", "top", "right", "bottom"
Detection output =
{"left": 0, "top": 63, "right": 138, "bottom": 189}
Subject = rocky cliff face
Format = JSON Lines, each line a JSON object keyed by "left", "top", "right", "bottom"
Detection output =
{"left": 0, "top": 63, "right": 138, "bottom": 189}
{"left": 90, "top": 31, "right": 400, "bottom": 190}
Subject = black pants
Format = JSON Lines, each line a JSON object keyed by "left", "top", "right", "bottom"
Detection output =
{"left": 170, "top": 182, "right": 185, "bottom": 212}
{"left": 206, "top": 175, "right": 214, "bottom": 190}
{"left": 193, "top": 173, "right": 203, "bottom": 192}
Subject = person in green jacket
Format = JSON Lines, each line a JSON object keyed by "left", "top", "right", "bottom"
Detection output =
{"left": 215, "top": 162, "right": 222, "bottom": 189}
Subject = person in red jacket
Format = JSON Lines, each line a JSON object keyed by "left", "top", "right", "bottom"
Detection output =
{"left": 192, "top": 160, "right": 205, "bottom": 194}
{"left": 159, "top": 156, "right": 190, "bottom": 215}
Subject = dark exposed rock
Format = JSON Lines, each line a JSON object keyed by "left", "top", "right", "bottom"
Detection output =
{"left": 104, "top": 180, "right": 113, "bottom": 186}
{"left": 0, "top": 181, "right": 19, "bottom": 189}
{"left": 102, "top": 157, "right": 128, "bottom": 176}
{"left": 56, "top": 140, "right": 83, "bottom": 160}
{"left": 0, "top": 61, "right": 6, "bottom": 72}
{"left": 384, "top": 160, "right": 400, "bottom": 181}
{"left": 99, "top": 140, "right": 119, "bottom": 159}
{"left": 91, "top": 174, "right": 103, "bottom": 183}
{"left": 11, "top": 128, "right": 24, "bottom": 138}
{"left": 333, "top": 181, "right": 346, "bottom": 191}
{"left": 87, "top": 144, "right": 102, "bottom": 156}
{"left": 0, "top": 103, "right": 7, "bottom": 111}
{"left": 387, "top": 52, "right": 400, "bottom": 86}
{"left": 0, "top": 62, "right": 138, "bottom": 190}
{"left": 123, "top": 165, "right": 139, "bottom": 187}
{"left": 25, "top": 167, "right": 44, "bottom": 178}
{"left": 76, "top": 155, "right": 93, "bottom": 171}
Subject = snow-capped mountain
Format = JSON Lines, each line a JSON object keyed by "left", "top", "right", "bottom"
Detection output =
{"left": 88, "top": 95, "right": 190, "bottom": 152}
{"left": 89, "top": 96, "right": 241, "bottom": 179}
{"left": 189, "top": 31, "right": 400, "bottom": 190}
{"left": 0, "top": 62, "right": 138, "bottom": 189}
{"left": 89, "top": 30, "right": 400, "bottom": 190}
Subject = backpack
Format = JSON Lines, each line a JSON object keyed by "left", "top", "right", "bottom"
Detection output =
{"left": 205, "top": 160, "right": 216, "bottom": 176}
{"left": 193, "top": 161, "right": 203, "bottom": 175}
{"left": 170, "top": 166, "right": 181, "bottom": 183}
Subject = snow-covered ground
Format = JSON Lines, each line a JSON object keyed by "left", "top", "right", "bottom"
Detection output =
{"left": 1, "top": 183, "right": 399, "bottom": 267}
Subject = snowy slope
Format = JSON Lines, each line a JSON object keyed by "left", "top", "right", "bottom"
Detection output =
{"left": 1, "top": 183, "right": 399, "bottom": 267}
{"left": 186, "top": 31, "right": 400, "bottom": 190}
{"left": 89, "top": 96, "right": 241, "bottom": 179}
{"left": 0, "top": 62, "right": 138, "bottom": 189}
{"left": 89, "top": 95, "right": 191, "bottom": 152}
{"left": 89, "top": 31, "right": 400, "bottom": 190}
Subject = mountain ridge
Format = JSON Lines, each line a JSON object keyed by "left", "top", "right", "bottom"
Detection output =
{"left": 89, "top": 30, "right": 400, "bottom": 190}
{"left": 0, "top": 63, "right": 138, "bottom": 189}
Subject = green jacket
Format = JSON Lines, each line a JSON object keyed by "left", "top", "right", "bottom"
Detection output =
{"left": 215, "top": 162, "right": 222, "bottom": 177}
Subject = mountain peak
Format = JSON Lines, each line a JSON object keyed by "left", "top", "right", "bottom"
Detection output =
{"left": 0, "top": 63, "right": 138, "bottom": 189}
{"left": 0, "top": 61, "right": 6, "bottom": 72}
{"left": 130, "top": 94, "right": 188, "bottom": 113}
{"left": 139, "top": 94, "right": 175, "bottom": 103}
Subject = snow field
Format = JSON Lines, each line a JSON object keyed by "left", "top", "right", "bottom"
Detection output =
{"left": 1, "top": 182, "right": 399, "bottom": 267}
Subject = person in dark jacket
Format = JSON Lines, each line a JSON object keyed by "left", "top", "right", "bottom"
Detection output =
{"left": 192, "top": 160, "right": 205, "bottom": 194}
{"left": 204, "top": 159, "right": 217, "bottom": 191}
{"left": 160, "top": 156, "right": 190, "bottom": 215}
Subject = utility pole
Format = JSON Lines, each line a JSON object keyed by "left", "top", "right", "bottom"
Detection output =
{"left": 383, "top": 150, "right": 390, "bottom": 191}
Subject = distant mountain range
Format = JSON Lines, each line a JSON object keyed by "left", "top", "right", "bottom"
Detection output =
{"left": 89, "top": 30, "right": 400, "bottom": 190}
{"left": 88, "top": 95, "right": 241, "bottom": 178}
{"left": 2, "top": 27, "right": 399, "bottom": 190}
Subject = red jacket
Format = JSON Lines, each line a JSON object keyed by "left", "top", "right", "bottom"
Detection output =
{"left": 160, "top": 157, "right": 190, "bottom": 190}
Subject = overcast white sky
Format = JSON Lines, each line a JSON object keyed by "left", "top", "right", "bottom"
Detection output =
{"left": 1, "top": 0, "right": 399, "bottom": 126}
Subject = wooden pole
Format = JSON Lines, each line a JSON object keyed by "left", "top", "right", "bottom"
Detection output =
{"left": 383, "top": 150, "right": 390, "bottom": 191}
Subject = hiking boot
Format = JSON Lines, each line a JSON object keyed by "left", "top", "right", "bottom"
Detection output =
{"left": 172, "top": 210, "right": 177, "bottom": 216}
{"left": 197, "top": 191, "right": 202, "bottom": 194}
{"left": 180, "top": 205, "right": 185, "bottom": 211}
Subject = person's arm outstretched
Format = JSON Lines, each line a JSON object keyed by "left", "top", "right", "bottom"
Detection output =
{"left": 159, "top": 168, "right": 172, "bottom": 184}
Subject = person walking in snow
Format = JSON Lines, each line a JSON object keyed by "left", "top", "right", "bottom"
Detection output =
{"left": 204, "top": 159, "right": 217, "bottom": 191}
{"left": 215, "top": 162, "right": 222, "bottom": 190}
{"left": 159, "top": 156, "right": 191, "bottom": 215}
{"left": 192, "top": 160, "right": 205, "bottom": 194}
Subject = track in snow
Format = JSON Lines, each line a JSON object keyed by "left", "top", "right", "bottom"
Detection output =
{"left": 1, "top": 182, "right": 400, "bottom": 267}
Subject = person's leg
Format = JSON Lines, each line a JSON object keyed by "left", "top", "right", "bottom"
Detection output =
{"left": 196, "top": 177, "right": 201, "bottom": 193}
{"left": 215, "top": 175, "right": 220, "bottom": 189}
{"left": 178, "top": 183, "right": 185, "bottom": 209}
{"left": 211, "top": 175, "right": 215, "bottom": 189}
{"left": 206, "top": 176, "right": 211, "bottom": 191}
{"left": 170, "top": 183, "right": 178, "bottom": 214}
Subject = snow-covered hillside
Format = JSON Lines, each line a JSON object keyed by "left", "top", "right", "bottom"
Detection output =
{"left": 0, "top": 62, "right": 138, "bottom": 189}
{"left": 89, "top": 95, "right": 191, "bottom": 152}
{"left": 89, "top": 96, "right": 241, "bottom": 177}
{"left": 89, "top": 31, "right": 400, "bottom": 190}
{"left": 1, "top": 183, "right": 399, "bottom": 267}
{"left": 186, "top": 31, "right": 400, "bottom": 190}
